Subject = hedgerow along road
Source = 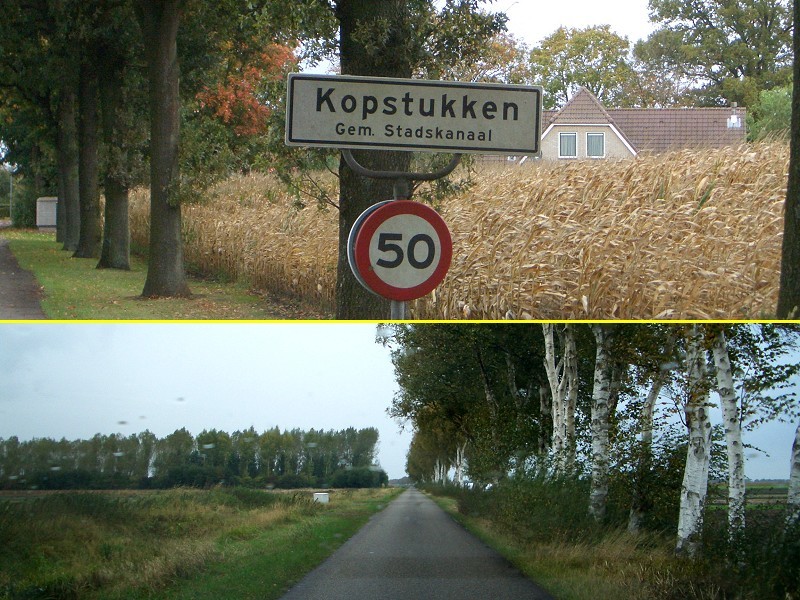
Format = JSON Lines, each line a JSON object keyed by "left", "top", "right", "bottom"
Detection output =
{"left": 280, "top": 488, "right": 554, "bottom": 600}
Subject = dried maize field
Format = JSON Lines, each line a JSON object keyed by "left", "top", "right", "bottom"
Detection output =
{"left": 130, "top": 142, "right": 788, "bottom": 320}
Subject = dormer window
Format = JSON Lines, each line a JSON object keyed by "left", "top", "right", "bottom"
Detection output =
{"left": 727, "top": 114, "right": 742, "bottom": 129}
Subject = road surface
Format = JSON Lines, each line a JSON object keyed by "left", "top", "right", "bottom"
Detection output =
{"left": 280, "top": 488, "right": 554, "bottom": 600}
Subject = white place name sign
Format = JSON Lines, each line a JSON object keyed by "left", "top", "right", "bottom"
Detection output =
{"left": 286, "top": 74, "right": 542, "bottom": 155}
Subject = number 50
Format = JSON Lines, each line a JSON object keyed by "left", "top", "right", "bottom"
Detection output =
{"left": 376, "top": 233, "right": 436, "bottom": 269}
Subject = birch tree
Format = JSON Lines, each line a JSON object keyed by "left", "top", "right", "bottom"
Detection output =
{"left": 789, "top": 420, "right": 800, "bottom": 527}
{"left": 589, "top": 324, "right": 613, "bottom": 521}
{"left": 542, "top": 323, "right": 578, "bottom": 473}
{"left": 676, "top": 325, "right": 713, "bottom": 557}
{"left": 710, "top": 327, "right": 746, "bottom": 540}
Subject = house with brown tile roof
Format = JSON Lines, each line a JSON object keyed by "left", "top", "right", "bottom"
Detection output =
{"left": 539, "top": 87, "right": 746, "bottom": 160}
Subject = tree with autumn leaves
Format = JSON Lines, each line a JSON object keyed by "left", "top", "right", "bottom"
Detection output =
{"left": 0, "top": 0, "right": 505, "bottom": 306}
{"left": 0, "top": 0, "right": 319, "bottom": 296}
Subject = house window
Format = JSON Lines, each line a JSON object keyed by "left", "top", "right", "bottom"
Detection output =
{"left": 559, "top": 133, "right": 577, "bottom": 158}
{"left": 587, "top": 133, "right": 605, "bottom": 158}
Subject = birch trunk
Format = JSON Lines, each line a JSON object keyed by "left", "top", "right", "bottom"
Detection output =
{"left": 542, "top": 324, "right": 565, "bottom": 462}
{"left": 453, "top": 442, "right": 467, "bottom": 487}
{"left": 676, "top": 325, "right": 713, "bottom": 557}
{"left": 589, "top": 325, "right": 613, "bottom": 521}
{"left": 788, "top": 420, "right": 800, "bottom": 528}
{"left": 711, "top": 328, "right": 746, "bottom": 540}
{"left": 538, "top": 382, "right": 552, "bottom": 455}
{"left": 542, "top": 324, "right": 577, "bottom": 473}
{"left": 563, "top": 325, "right": 578, "bottom": 470}
{"left": 628, "top": 373, "right": 665, "bottom": 532}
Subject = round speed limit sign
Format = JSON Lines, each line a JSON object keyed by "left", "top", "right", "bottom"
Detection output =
{"left": 350, "top": 200, "right": 453, "bottom": 301}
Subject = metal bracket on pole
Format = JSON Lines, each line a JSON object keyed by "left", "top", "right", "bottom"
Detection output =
{"left": 342, "top": 150, "right": 462, "bottom": 320}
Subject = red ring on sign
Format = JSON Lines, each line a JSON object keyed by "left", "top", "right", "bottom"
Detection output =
{"left": 354, "top": 200, "right": 452, "bottom": 301}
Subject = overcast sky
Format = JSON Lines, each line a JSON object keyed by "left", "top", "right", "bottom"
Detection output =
{"left": 501, "top": 0, "right": 655, "bottom": 47}
{"left": 303, "top": 1, "right": 656, "bottom": 77}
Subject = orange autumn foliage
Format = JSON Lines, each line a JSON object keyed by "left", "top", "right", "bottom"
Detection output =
{"left": 197, "top": 44, "right": 297, "bottom": 136}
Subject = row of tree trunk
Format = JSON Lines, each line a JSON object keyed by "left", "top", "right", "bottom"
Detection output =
{"left": 56, "top": 43, "right": 132, "bottom": 271}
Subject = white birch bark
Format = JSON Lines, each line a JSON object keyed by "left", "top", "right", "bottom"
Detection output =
{"left": 434, "top": 458, "right": 447, "bottom": 485}
{"left": 453, "top": 442, "right": 467, "bottom": 487}
{"left": 542, "top": 324, "right": 565, "bottom": 463}
{"left": 710, "top": 328, "right": 746, "bottom": 539}
{"left": 542, "top": 324, "right": 577, "bottom": 473}
{"left": 563, "top": 325, "right": 578, "bottom": 470}
{"left": 676, "top": 325, "right": 713, "bottom": 557}
{"left": 788, "top": 420, "right": 800, "bottom": 528}
{"left": 589, "top": 324, "right": 613, "bottom": 521}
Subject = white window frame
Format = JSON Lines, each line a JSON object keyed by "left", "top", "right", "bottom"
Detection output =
{"left": 586, "top": 132, "right": 605, "bottom": 158}
{"left": 559, "top": 132, "right": 578, "bottom": 159}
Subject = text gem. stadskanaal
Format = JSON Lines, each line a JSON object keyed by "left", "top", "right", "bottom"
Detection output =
{"left": 286, "top": 74, "right": 542, "bottom": 155}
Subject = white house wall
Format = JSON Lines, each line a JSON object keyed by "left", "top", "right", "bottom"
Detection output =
{"left": 540, "top": 124, "right": 636, "bottom": 161}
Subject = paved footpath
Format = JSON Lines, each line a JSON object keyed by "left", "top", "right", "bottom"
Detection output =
{"left": 280, "top": 488, "right": 554, "bottom": 600}
{"left": 0, "top": 236, "right": 47, "bottom": 319}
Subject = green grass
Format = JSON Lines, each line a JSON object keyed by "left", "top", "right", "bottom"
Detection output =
{"left": 0, "top": 487, "right": 402, "bottom": 599}
{"left": 425, "top": 482, "right": 799, "bottom": 600}
{"left": 152, "top": 489, "right": 400, "bottom": 600}
{"left": 427, "top": 493, "right": 663, "bottom": 600}
{"left": 2, "top": 230, "right": 317, "bottom": 320}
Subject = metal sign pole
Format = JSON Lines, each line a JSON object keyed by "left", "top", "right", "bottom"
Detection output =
{"left": 342, "top": 150, "right": 461, "bottom": 320}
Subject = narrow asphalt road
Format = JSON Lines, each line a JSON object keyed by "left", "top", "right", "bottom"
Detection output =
{"left": 0, "top": 236, "right": 47, "bottom": 319}
{"left": 280, "top": 488, "right": 554, "bottom": 600}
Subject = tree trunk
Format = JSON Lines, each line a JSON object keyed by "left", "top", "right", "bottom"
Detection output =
{"left": 97, "top": 52, "right": 130, "bottom": 270}
{"left": 589, "top": 324, "right": 613, "bottom": 521}
{"left": 334, "top": 0, "right": 411, "bottom": 319}
{"left": 542, "top": 323, "right": 577, "bottom": 474}
{"left": 538, "top": 381, "right": 552, "bottom": 455}
{"left": 73, "top": 60, "right": 101, "bottom": 259}
{"left": 628, "top": 373, "right": 666, "bottom": 532}
{"left": 476, "top": 346, "right": 500, "bottom": 450}
{"left": 542, "top": 323, "right": 565, "bottom": 463}
{"left": 710, "top": 328, "right": 746, "bottom": 541}
{"left": 136, "top": 0, "right": 190, "bottom": 297}
{"left": 453, "top": 441, "right": 466, "bottom": 486}
{"left": 777, "top": 0, "right": 800, "bottom": 317}
{"left": 56, "top": 87, "right": 80, "bottom": 252}
{"left": 676, "top": 325, "right": 712, "bottom": 557}
{"left": 562, "top": 324, "right": 577, "bottom": 470}
{"left": 788, "top": 420, "right": 800, "bottom": 528}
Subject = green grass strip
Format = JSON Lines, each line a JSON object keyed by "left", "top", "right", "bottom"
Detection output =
{"left": 3, "top": 231, "right": 284, "bottom": 320}
{"left": 117, "top": 489, "right": 402, "bottom": 600}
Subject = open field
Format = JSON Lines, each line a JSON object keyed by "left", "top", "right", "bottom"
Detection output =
{"left": 128, "top": 142, "right": 787, "bottom": 320}
{"left": 0, "top": 487, "right": 400, "bottom": 599}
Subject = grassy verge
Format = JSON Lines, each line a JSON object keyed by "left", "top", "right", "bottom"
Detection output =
{"left": 0, "top": 487, "right": 401, "bottom": 599}
{"left": 2, "top": 230, "right": 325, "bottom": 320}
{"left": 425, "top": 482, "right": 799, "bottom": 600}
{"left": 427, "top": 494, "right": 668, "bottom": 600}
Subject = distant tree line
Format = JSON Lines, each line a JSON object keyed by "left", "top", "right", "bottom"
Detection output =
{"left": 0, "top": 426, "right": 387, "bottom": 490}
